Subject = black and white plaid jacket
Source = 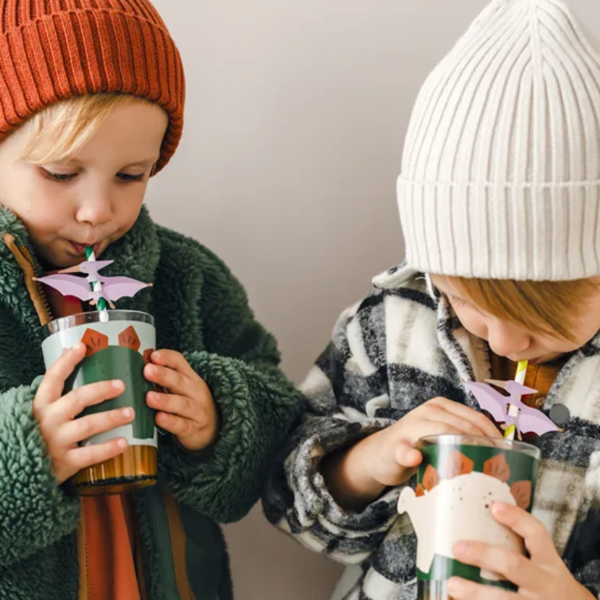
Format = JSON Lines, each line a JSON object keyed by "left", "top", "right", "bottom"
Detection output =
{"left": 263, "top": 264, "right": 600, "bottom": 600}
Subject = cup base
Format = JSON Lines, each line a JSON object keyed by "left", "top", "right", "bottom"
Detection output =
{"left": 69, "top": 445, "right": 157, "bottom": 496}
{"left": 71, "top": 474, "right": 157, "bottom": 496}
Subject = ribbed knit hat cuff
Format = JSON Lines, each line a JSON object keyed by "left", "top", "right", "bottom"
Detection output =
{"left": 398, "top": 175, "right": 600, "bottom": 281}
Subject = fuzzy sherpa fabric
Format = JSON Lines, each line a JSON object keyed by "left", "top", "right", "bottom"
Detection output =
{"left": 0, "top": 204, "right": 303, "bottom": 600}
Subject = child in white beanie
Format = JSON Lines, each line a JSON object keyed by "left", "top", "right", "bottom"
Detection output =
{"left": 264, "top": 0, "right": 600, "bottom": 598}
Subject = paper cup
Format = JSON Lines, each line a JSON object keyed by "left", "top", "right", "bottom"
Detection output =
{"left": 398, "top": 434, "right": 540, "bottom": 599}
{"left": 42, "top": 310, "right": 158, "bottom": 495}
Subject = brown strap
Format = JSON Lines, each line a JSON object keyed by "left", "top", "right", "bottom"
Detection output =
{"left": 2, "top": 233, "right": 52, "bottom": 326}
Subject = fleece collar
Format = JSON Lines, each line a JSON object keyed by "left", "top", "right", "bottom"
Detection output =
{"left": 0, "top": 204, "right": 160, "bottom": 341}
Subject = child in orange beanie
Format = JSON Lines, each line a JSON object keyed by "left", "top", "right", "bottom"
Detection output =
{"left": 0, "top": 2, "right": 302, "bottom": 599}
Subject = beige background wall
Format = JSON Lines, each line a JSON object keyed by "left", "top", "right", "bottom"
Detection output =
{"left": 146, "top": 1, "right": 600, "bottom": 598}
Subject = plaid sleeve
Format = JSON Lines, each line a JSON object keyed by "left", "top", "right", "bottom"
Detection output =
{"left": 263, "top": 291, "right": 402, "bottom": 564}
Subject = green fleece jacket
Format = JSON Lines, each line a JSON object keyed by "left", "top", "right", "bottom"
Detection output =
{"left": 0, "top": 205, "right": 303, "bottom": 600}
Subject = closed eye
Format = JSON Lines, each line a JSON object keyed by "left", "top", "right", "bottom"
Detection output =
{"left": 117, "top": 172, "right": 146, "bottom": 183}
{"left": 40, "top": 169, "right": 78, "bottom": 183}
{"left": 40, "top": 167, "right": 147, "bottom": 184}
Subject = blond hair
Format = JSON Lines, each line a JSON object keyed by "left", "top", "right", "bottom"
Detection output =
{"left": 18, "top": 93, "right": 148, "bottom": 165}
{"left": 450, "top": 277, "right": 599, "bottom": 343}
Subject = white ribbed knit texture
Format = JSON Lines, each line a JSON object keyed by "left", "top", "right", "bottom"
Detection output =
{"left": 398, "top": 0, "right": 600, "bottom": 280}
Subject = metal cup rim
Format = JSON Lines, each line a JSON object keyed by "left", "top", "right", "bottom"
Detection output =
{"left": 42, "top": 310, "right": 155, "bottom": 339}
{"left": 418, "top": 433, "right": 541, "bottom": 459}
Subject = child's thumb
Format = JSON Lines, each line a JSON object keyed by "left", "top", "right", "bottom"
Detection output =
{"left": 395, "top": 442, "right": 422, "bottom": 468}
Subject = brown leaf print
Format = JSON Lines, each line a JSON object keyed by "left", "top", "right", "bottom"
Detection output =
{"left": 415, "top": 483, "right": 425, "bottom": 497}
{"left": 143, "top": 348, "right": 154, "bottom": 365}
{"left": 445, "top": 450, "right": 474, "bottom": 479}
{"left": 119, "top": 326, "right": 141, "bottom": 352}
{"left": 483, "top": 454, "right": 511, "bottom": 483}
{"left": 510, "top": 481, "right": 532, "bottom": 510}
{"left": 81, "top": 328, "right": 109, "bottom": 357}
{"left": 423, "top": 465, "right": 441, "bottom": 491}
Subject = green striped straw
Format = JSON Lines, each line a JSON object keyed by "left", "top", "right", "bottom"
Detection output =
{"left": 85, "top": 247, "right": 108, "bottom": 313}
{"left": 504, "top": 360, "right": 528, "bottom": 440}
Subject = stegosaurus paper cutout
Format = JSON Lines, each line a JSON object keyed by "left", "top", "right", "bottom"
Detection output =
{"left": 68, "top": 326, "right": 155, "bottom": 440}
{"left": 416, "top": 450, "right": 531, "bottom": 509}
{"left": 81, "top": 326, "right": 152, "bottom": 358}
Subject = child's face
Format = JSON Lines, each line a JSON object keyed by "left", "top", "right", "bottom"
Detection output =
{"left": 431, "top": 275, "right": 600, "bottom": 364}
{"left": 0, "top": 101, "right": 168, "bottom": 268}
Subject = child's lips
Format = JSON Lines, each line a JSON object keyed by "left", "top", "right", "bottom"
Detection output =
{"left": 509, "top": 355, "right": 541, "bottom": 365}
{"left": 68, "top": 240, "right": 101, "bottom": 256}
{"left": 526, "top": 356, "right": 553, "bottom": 366}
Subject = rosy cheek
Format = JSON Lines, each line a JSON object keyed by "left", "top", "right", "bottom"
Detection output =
{"left": 539, "top": 337, "right": 576, "bottom": 355}
{"left": 126, "top": 204, "right": 143, "bottom": 228}
{"left": 111, "top": 198, "right": 144, "bottom": 239}
{"left": 455, "top": 311, "right": 488, "bottom": 340}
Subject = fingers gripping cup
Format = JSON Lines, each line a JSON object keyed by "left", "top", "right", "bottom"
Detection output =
{"left": 42, "top": 311, "right": 158, "bottom": 495}
{"left": 398, "top": 435, "right": 540, "bottom": 600}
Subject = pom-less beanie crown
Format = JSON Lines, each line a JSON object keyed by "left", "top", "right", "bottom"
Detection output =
{"left": 398, "top": 0, "right": 600, "bottom": 280}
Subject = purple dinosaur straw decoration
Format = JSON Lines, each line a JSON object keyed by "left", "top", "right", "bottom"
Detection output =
{"left": 34, "top": 260, "right": 151, "bottom": 309}
{"left": 463, "top": 380, "right": 559, "bottom": 437}
{"left": 61, "top": 259, "right": 115, "bottom": 281}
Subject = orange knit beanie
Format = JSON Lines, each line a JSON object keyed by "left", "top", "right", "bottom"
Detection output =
{"left": 0, "top": 0, "right": 185, "bottom": 172}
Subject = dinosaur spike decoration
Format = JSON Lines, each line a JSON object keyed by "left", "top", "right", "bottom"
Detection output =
{"left": 464, "top": 379, "right": 559, "bottom": 437}
{"left": 34, "top": 260, "right": 151, "bottom": 308}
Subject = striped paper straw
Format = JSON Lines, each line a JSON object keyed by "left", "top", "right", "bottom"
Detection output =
{"left": 515, "top": 360, "right": 528, "bottom": 385}
{"left": 85, "top": 247, "right": 109, "bottom": 321}
{"left": 504, "top": 360, "right": 529, "bottom": 440}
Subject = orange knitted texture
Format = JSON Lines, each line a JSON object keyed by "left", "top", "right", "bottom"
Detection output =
{"left": 0, "top": 0, "right": 185, "bottom": 171}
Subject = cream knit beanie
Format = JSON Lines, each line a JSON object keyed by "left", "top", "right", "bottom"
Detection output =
{"left": 398, "top": 0, "right": 600, "bottom": 281}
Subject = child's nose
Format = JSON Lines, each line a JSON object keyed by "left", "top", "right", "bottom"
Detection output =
{"left": 486, "top": 320, "right": 531, "bottom": 358}
{"left": 75, "top": 194, "right": 113, "bottom": 226}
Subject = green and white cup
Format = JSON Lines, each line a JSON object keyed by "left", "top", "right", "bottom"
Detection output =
{"left": 42, "top": 310, "right": 158, "bottom": 494}
{"left": 398, "top": 435, "right": 541, "bottom": 599}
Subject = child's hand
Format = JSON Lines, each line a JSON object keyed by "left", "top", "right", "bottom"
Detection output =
{"left": 33, "top": 343, "right": 134, "bottom": 486}
{"left": 321, "top": 397, "right": 501, "bottom": 510}
{"left": 448, "top": 503, "right": 595, "bottom": 600}
{"left": 360, "top": 397, "right": 502, "bottom": 488}
{"left": 145, "top": 350, "right": 218, "bottom": 452}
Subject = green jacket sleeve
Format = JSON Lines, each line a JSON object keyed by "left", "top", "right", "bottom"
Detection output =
{"left": 0, "top": 380, "right": 80, "bottom": 568}
{"left": 157, "top": 248, "right": 304, "bottom": 524}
